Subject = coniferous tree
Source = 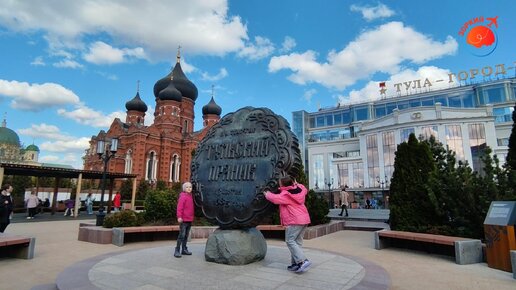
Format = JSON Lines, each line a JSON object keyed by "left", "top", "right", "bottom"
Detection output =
{"left": 506, "top": 102, "right": 516, "bottom": 170}
{"left": 389, "top": 134, "right": 436, "bottom": 232}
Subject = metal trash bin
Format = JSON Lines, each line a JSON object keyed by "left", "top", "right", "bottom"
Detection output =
{"left": 483, "top": 201, "right": 516, "bottom": 272}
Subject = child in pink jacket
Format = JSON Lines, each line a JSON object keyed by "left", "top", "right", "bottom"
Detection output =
{"left": 264, "top": 176, "right": 312, "bottom": 273}
{"left": 175, "top": 182, "right": 194, "bottom": 258}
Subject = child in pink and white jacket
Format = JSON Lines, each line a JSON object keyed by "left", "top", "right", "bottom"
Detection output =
{"left": 174, "top": 182, "right": 194, "bottom": 258}
{"left": 264, "top": 176, "right": 312, "bottom": 273}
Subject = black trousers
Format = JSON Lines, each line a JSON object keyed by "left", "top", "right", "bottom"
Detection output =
{"left": 176, "top": 222, "right": 192, "bottom": 249}
{"left": 0, "top": 220, "right": 9, "bottom": 232}
{"left": 339, "top": 204, "right": 348, "bottom": 216}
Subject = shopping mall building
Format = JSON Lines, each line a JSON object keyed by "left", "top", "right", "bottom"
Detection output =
{"left": 292, "top": 62, "right": 515, "bottom": 209}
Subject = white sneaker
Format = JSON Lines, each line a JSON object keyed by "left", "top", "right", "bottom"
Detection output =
{"left": 26, "top": 217, "right": 31, "bottom": 219}
{"left": 295, "top": 259, "right": 312, "bottom": 273}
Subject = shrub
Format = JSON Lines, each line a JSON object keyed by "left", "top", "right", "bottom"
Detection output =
{"left": 103, "top": 210, "right": 144, "bottom": 228}
{"left": 143, "top": 189, "right": 178, "bottom": 224}
{"left": 306, "top": 189, "right": 330, "bottom": 225}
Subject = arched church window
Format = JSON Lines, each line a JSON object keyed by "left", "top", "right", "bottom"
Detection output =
{"left": 146, "top": 151, "right": 157, "bottom": 181}
{"left": 125, "top": 150, "right": 133, "bottom": 174}
{"left": 170, "top": 154, "right": 181, "bottom": 182}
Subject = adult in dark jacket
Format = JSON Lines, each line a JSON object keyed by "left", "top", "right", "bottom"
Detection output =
{"left": 0, "top": 184, "right": 14, "bottom": 232}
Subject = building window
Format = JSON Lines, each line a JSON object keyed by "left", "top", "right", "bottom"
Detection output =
{"left": 498, "top": 138, "right": 509, "bottom": 146}
{"left": 493, "top": 107, "right": 513, "bottom": 123}
{"left": 446, "top": 125, "right": 464, "bottom": 160}
{"left": 352, "top": 162, "right": 364, "bottom": 188}
{"left": 183, "top": 120, "right": 188, "bottom": 133}
{"left": 333, "top": 152, "right": 346, "bottom": 158}
{"left": 400, "top": 128, "right": 415, "bottom": 143}
{"left": 420, "top": 126, "right": 438, "bottom": 140}
{"left": 382, "top": 131, "right": 395, "bottom": 180}
{"left": 337, "top": 163, "right": 349, "bottom": 188}
{"left": 170, "top": 154, "right": 181, "bottom": 182}
{"left": 469, "top": 124, "right": 486, "bottom": 173}
{"left": 346, "top": 150, "right": 360, "bottom": 157}
{"left": 313, "top": 154, "right": 324, "bottom": 189}
{"left": 366, "top": 135, "right": 379, "bottom": 188}
{"left": 480, "top": 87, "right": 505, "bottom": 104}
{"left": 124, "top": 150, "right": 133, "bottom": 174}
{"left": 146, "top": 151, "right": 157, "bottom": 181}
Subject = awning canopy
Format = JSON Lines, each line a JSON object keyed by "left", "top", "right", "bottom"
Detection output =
{"left": 0, "top": 162, "right": 136, "bottom": 179}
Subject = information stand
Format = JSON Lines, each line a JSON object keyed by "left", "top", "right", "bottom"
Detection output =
{"left": 483, "top": 201, "right": 516, "bottom": 272}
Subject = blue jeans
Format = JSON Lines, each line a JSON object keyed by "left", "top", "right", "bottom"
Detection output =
{"left": 176, "top": 222, "right": 192, "bottom": 250}
{"left": 87, "top": 204, "right": 93, "bottom": 214}
{"left": 285, "top": 225, "right": 307, "bottom": 264}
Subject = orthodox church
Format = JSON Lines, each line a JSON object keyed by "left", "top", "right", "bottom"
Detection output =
{"left": 0, "top": 116, "right": 40, "bottom": 165}
{"left": 82, "top": 52, "right": 222, "bottom": 186}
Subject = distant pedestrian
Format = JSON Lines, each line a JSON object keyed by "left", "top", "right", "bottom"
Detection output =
{"left": 63, "top": 198, "right": 74, "bottom": 216}
{"left": 25, "top": 191, "right": 39, "bottom": 219}
{"left": 174, "top": 182, "right": 194, "bottom": 258}
{"left": 85, "top": 193, "right": 94, "bottom": 215}
{"left": 264, "top": 176, "right": 312, "bottom": 273}
{"left": 113, "top": 191, "right": 121, "bottom": 212}
{"left": 338, "top": 185, "right": 349, "bottom": 217}
{"left": 365, "top": 198, "right": 371, "bottom": 209}
{"left": 0, "top": 184, "right": 14, "bottom": 232}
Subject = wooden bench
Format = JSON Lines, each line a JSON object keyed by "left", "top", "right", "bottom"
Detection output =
{"left": 0, "top": 234, "right": 36, "bottom": 259}
{"left": 112, "top": 225, "right": 181, "bottom": 246}
{"left": 374, "top": 229, "right": 482, "bottom": 265}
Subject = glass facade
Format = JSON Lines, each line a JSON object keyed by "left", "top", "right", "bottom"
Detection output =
{"left": 469, "top": 123, "right": 486, "bottom": 172}
{"left": 400, "top": 128, "right": 415, "bottom": 142}
{"left": 420, "top": 126, "right": 438, "bottom": 140}
{"left": 366, "top": 135, "right": 379, "bottom": 187}
{"left": 337, "top": 163, "right": 349, "bottom": 188}
{"left": 382, "top": 131, "right": 395, "bottom": 179}
{"left": 493, "top": 107, "right": 513, "bottom": 123}
{"left": 313, "top": 154, "right": 324, "bottom": 189}
{"left": 445, "top": 125, "right": 464, "bottom": 160}
{"left": 352, "top": 162, "right": 363, "bottom": 188}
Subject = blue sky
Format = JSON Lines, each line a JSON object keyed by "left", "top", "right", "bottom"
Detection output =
{"left": 0, "top": 0, "right": 514, "bottom": 169}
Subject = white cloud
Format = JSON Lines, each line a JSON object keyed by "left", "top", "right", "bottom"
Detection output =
{"left": 303, "top": 89, "right": 317, "bottom": 103}
{"left": 0, "top": 0, "right": 248, "bottom": 60}
{"left": 343, "top": 66, "right": 453, "bottom": 103}
{"left": 238, "top": 36, "right": 275, "bottom": 61}
{"left": 83, "top": 41, "right": 146, "bottom": 65}
{"left": 30, "top": 56, "right": 45, "bottom": 66}
{"left": 53, "top": 59, "right": 84, "bottom": 69}
{"left": 95, "top": 71, "right": 119, "bottom": 80}
{"left": 0, "top": 80, "right": 80, "bottom": 111}
{"left": 201, "top": 68, "right": 228, "bottom": 81}
{"left": 350, "top": 3, "right": 395, "bottom": 21}
{"left": 18, "top": 123, "right": 72, "bottom": 141}
{"left": 269, "top": 21, "right": 457, "bottom": 90}
{"left": 40, "top": 137, "right": 91, "bottom": 153}
{"left": 280, "top": 36, "right": 296, "bottom": 53}
{"left": 39, "top": 155, "right": 60, "bottom": 163}
{"left": 57, "top": 104, "right": 126, "bottom": 127}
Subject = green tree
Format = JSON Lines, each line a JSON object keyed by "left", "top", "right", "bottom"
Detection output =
{"left": 119, "top": 179, "right": 133, "bottom": 200}
{"left": 389, "top": 134, "right": 436, "bottom": 232}
{"left": 143, "top": 189, "right": 178, "bottom": 224}
{"left": 506, "top": 102, "right": 516, "bottom": 170}
{"left": 156, "top": 180, "right": 168, "bottom": 191}
{"left": 136, "top": 180, "right": 150, "bottom": 200}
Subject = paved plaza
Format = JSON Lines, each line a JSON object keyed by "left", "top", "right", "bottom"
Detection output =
{"left": 0, "top": 210, "right": 514, "bottom": 290}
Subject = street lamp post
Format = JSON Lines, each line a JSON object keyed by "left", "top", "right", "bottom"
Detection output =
{"left": 376, "top": 175, "right": 389, "bottom": 208}
{"left": 325, "top": 178, "right": 334, "bottom": 209}
{"left": 96, "top": 138, "right": 118, "bottom": 226}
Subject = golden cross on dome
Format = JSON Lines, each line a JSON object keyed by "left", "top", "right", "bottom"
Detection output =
{"left": 176, "top": 45, "right": 181, "bottom": 63}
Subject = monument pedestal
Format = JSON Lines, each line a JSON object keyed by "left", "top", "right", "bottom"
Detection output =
{"left": 205, "top": 227, "right": 267, "bottom": 265}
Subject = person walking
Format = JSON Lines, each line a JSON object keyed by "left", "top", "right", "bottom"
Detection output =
{"left": 113, "top": 192, "right": 121, "bottom": 212}
{"left": 25, "top": 191, "right": 39, "bottom": 219}
{"left": 0, "top": 184, "right": 14, "bottom": 232}
{"left": 264, "top": 176, "right": 312, "bottom": 273}
{"left": 63, "top": 198, "right": 74, "bottom": 216}
{"left": 338, "top": 185, "right": 349, "bottom": 217}
{"left": 174, "top": 182, "right": 194, "bottom": 258}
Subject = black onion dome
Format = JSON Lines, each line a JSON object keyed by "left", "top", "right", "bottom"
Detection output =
{"left": 171, "top": 62, "right": 198, "bottom": 101}
{"left": 158, "top": 81, "right": 182, "bottom": 101}
{"left": 125, "top": 92, "right": 148, "bottom": 112}
{"left": 153, "top": 70, "right": 173, "bottom": 98}
{"left": 202, "top": 97, "right": 222, "bottom": 116}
